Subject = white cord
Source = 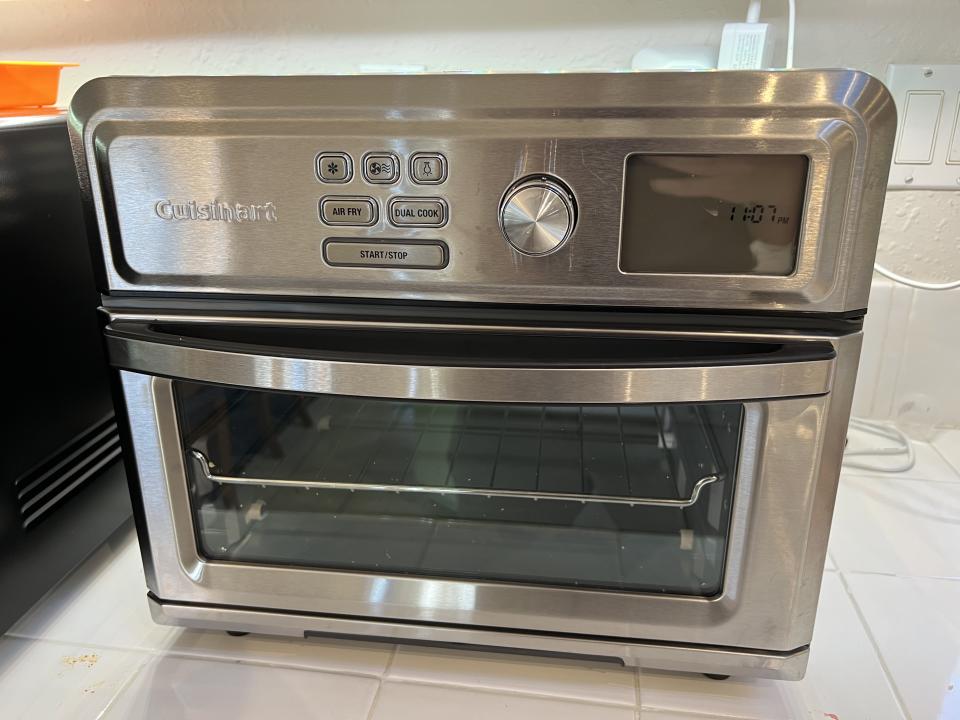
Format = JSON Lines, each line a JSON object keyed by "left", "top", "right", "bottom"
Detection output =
{"left": 873, "top": 263, "right": 960, "bottom": 291}
{"left": 843, "top": 417, "right": 916, "bottom": 473}
{"left": 785, "top": 0, "right": 796, "bottom": 68}
{"left": 746, "top": 0, "right": 762, "bottom": 23}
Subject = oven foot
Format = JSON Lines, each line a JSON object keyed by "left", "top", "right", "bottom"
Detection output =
{"left": 226, "top": 630, "right": 250, "bottom": 637}
{"left": 703, "top": 673, "right": 731, "bottom": 680}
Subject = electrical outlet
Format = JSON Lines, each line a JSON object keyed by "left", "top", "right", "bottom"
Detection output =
{"left": 886, "top": 64, "right": 960, "bottom": 189}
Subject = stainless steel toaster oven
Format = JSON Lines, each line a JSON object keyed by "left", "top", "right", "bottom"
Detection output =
{"left": 70, "top": 70, "right": 895, "bottom": 679}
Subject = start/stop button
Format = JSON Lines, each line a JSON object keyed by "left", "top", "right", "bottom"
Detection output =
{"left": 388, "top": 197, "right": 448, "bottom": 227}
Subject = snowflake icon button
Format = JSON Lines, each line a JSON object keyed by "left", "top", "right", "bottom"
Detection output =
{"left": 316, "top": 152, "right": 352, "bottom": 183}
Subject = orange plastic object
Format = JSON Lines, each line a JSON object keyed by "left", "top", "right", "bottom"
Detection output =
{"left": 0, "top": 62, "right": 77, "bottom": 109}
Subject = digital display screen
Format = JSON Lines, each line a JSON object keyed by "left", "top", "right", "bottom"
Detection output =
{"left": 619, "top": 154, "right": 808, "bottom": 275}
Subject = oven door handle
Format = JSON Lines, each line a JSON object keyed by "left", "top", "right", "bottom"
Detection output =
{"left": 105, "top": 325, "right": 835, "bottom": 404}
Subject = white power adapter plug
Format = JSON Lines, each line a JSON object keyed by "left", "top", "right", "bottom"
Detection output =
{"left": 718, "top": 23, "right": 773, "bottom": 69}
{"left": 717, "top": 0, "right": 774, "bottom": 69}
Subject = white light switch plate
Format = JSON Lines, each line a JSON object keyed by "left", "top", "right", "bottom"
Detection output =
{"left": 886, "top": 64, "right": 960, "bottom": 189}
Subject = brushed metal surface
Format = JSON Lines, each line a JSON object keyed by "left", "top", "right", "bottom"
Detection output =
{"left": 69, "top": 71, "right": 895, "bottom": 312}
{"left": 115, "top": 328, "right": 860, "bottom": 659}
{"left": 499, "top": 177, "right": 575, "bottom": 256}
{"left": 105, "top": 330, "right": 834, "bottom": 403}
{"left": 149, "top": 597, "right": 809, "bottom": 679}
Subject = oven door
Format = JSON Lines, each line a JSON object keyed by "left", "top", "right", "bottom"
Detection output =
{"left": 107, "top": 320, "right": 856, "bottom": 654}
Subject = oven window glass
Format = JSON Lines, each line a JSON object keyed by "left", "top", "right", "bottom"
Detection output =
{"left": 620, "top": 154, "right": 808, "bottom": 275}
{"left": 174, "top": 382, "right": 742, "bottom": 597}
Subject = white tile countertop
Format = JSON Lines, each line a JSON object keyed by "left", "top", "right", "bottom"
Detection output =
{"left": 2, "top": 429, "right": 958, "bottom": 720}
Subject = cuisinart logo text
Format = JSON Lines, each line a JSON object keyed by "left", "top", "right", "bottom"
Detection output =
{"left": 154, "top": 199, "right": 278, "bottom": 223}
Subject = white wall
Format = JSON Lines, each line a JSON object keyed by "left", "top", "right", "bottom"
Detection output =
{"left": 852, "top": 278, "right": 960, "bottom": 437}
{"left": 2, "top": 0, "right": 958, "bottom": 429}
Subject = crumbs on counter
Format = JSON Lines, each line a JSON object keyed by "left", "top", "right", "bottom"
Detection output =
{"left": 62, "top": 653, "right": 99, "bottom": 668}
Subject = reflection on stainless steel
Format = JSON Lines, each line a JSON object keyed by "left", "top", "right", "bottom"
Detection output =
{"left": 70, "top": 71, "right": 895, "bottom": 312}
{"left": 100, "top": 310, "right": 857, "bottom": 343}
{"left": 105, "top": 330, "right": 834, "bottom": 404}
{"left": 189, "top": 448, "right": 720, "bottom": 509}
{"left": 149, "top": 597, "right": 810, "bottom": 679}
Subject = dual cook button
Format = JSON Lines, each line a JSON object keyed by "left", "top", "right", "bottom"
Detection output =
{"left": 388, "top": 197, "right": 447, "bottom": 228}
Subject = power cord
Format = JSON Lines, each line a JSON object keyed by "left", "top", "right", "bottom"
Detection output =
{"left": 842, "top": 417, "right": 916, "bottom": 473}
{"left": 785, "top": 0, "right": 795, "bottom": 68}
{"left": 873, "top": 264, "right": 960, "bottom": 291}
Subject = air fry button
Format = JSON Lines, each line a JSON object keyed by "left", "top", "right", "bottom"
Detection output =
{"left": 388, "top": 197, "right": 448, "bottom": 228}
{"left": 319, "top": 196, "right": 377, "bottom": 226}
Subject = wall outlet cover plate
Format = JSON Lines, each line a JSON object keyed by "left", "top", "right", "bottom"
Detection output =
{"left": 886, "top": 64, "right": 960, "bottom": 190}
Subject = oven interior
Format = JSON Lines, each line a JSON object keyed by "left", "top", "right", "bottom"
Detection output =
{"left": 175, "top": 381, "right": 744, "bottom": 598}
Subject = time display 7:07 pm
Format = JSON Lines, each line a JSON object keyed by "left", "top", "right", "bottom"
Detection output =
{"left": 728, "top": 204, "right": 792, "bottom": 225}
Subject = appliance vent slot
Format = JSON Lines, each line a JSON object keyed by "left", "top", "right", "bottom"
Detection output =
{"left": 14, "top": 415, "right": 122, "bottom": 530}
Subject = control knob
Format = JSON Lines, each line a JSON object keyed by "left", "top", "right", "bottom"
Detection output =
{"left": 499, "top": 176, "right": 576, "bottom": 256}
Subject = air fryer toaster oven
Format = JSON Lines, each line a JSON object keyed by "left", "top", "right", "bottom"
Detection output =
{"left": 70, "top": 70, "right": 895, "bottom": 679}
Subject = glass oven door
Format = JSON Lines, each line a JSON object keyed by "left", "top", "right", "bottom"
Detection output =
{"left": 178, "top": 385, "right": 741, "bottom": 596}
{"left": 109, "top": 319, "right": 850, "bottom": 654}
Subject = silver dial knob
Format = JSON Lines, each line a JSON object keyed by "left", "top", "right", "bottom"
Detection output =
{"left": 499, "top": 177, "right": 576, "bottom": 256}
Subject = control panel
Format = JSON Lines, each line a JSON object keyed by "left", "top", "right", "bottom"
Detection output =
{"left": 73, "top": 72, "right": 895, "bottom": 313}
{"left": 315, "top": 149, "right": 578, "bottom": 267}
{"left": 315, "top": 150, "right": 451, "bottom": 268}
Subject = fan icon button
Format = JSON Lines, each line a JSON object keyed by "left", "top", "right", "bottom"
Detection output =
{"left": 362, "top": 153, "right": 401, "bottom": 184}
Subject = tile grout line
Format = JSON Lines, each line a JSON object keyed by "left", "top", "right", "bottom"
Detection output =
{"left": 928, "top": 439, "right": 960, "bottom": 479}
{"left": 634, "top": 666, "right": 642, "bottom": 711}
{"left": 840, "top": 469, "right": 960, "bottom": 484}
{"left": 147, "top": 646, "right": 391, "bottom": 680}
{"left": 92, "top": 652, "right": 155, "bottom": 720}
{"left": 637, "top": 695, "right": 770, "bottom": 720}
{"left": 840, "top": 568, "right": 960, "bottom": 582}
{"left": 363, "top": 644, "right": 398, "bottom": 720}
{"left": 378, "top": 674, "right": 639, "bottom": 710}
{"left": 2, "top": 632, "right": 393, "bottom": 682}
{"left": 834, "top": 569, "right": 913, "bottom": 720}
{"left": 5, "top": 630, "right": 653, "bottom": 708}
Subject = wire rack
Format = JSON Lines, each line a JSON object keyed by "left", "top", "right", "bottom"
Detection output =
{"left": 189, "top": 398, "right": 727, "bottom": 509}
